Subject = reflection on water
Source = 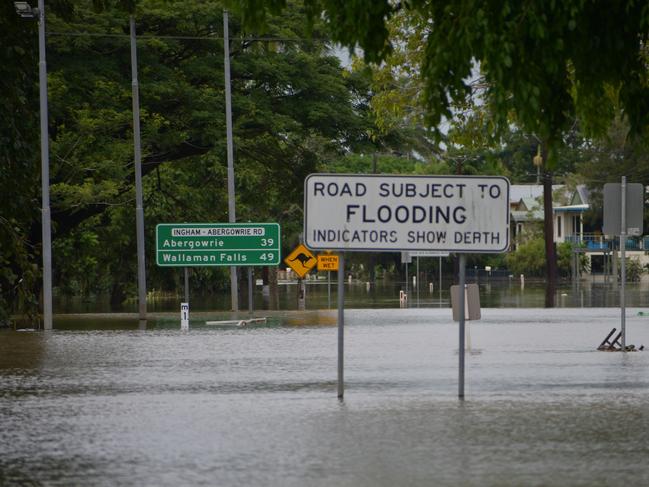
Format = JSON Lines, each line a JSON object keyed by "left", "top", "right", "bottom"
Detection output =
{"left": 54, "top": 279, "right": 649, "bottom": 313}
{"left": 2, "top": 308, "right": 649, "bottom": 486}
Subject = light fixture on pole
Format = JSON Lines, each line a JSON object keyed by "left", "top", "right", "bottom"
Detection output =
{"left": 15, "top": 0, "right": 53, "bottom": 330}
{"left": 14, "top": 1, "right": 38, "bottom": 17}
{"left": 533, "top": 145, "right": 543, "bottom": 184}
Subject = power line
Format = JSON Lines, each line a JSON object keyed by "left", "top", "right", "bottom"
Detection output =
{"left": 47, "top": 31, "right": 331, "bottom": 42}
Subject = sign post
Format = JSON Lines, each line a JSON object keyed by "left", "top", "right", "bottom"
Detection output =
{"left": 621, "top": 178, "right": 627, "bottom": 350}
{"left": 304, "top": 174, "right": 510, "bottom": 399}
{"left": 337, "top": 254, "right": 345, "bottom": 398}
{"left": 305, "top": 174, "right": 509, "bottom": 252}
{"left": 604, "top": 180, "right": 644, "bottom": 352}
{"left": 184, "top": 268, "right": 189, "bottom": 303}
{"left": 317, "top": 253, "right": 339, "bottom": 309}
{"left": 157, "top": 223, "right": 280, "bottom": 323}
{"left": 458, "top": 255, "right": 466, "bottom": 398}
{"left": 284, "top": 244, "right": 316, "bottom": 310}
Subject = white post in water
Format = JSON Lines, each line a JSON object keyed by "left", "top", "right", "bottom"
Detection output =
{"left": 458, "top": 254, "right": 466, "bottom": 399}
{"left": 620, "top": 176, "right": 627, "bottom": 351}
{"left": 180, "top": 302, "right": 189, "bottom": 330}
{"left": 337, "top": 254, "right": 345, "bottom": 398}
{"left": 223, "top": 10, "right": 238, "bottom": 311}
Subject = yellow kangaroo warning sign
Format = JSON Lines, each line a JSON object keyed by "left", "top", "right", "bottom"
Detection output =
{"left": 284, "top": 244, "right": 316, "bottom": 279}
{"left": 317, "top": 253, "right": 339, "bottom": 271}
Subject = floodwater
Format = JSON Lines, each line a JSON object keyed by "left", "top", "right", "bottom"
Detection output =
{"left": 53, "top": 278, "right": 649, "bottom": 313}
{"left": 2, "top": 307, "right": 649, "bottom": 486}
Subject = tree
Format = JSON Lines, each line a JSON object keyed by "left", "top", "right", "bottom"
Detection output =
{"left": 238, "top": 0, "right": 649, "bottom": 306}
{"left": 0, "top": 1, "right": 74, "bottom": 324}
{"left": 2, "top": 0, "right": 378, "bottom": 320}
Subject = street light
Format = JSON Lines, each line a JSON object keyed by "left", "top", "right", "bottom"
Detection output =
{"left": 14, "top": 2, "right": 38, "bottom": 18}
{"left": 16, "top": 0, "right": 53, "bottom": 330}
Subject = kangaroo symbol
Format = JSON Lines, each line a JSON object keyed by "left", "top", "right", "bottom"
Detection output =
{"left": 290, "top": 253, "right": 313, "bottom": 267}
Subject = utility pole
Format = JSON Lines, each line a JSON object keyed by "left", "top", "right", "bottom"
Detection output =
{"left": 37, "top": 0, "right": 53, "bottom": 329}
{"left": 15, "top": 0, "right": 54, "bottom": 329}
{"left": 130, "top": 15, "right": 147, "bottom": 320}
{"left": 223, "top": 10, "right": 238, "bottom": 311}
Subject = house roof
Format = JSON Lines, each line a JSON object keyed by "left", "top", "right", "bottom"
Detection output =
{"left": 554, "top": 204, "right": 589, "bottom": 213}
{"left": 519, "top": 197, "right": 541, "bottom": 211}
{"left": 509, "top": 185, "right": 589, "bottom": 221}
{"left": 571, "top": 184, "right": 591, "bottom": 205}
{"left": 510, "top": 185, "right": 544, "bottom": 202}
{"left": 510, "top": 184, "right": 565, "bottom": 203}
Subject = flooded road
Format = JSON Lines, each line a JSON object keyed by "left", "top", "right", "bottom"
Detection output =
{"left": 2, "top": 308, "right": 649, "bottom": 486}
{"left": 52, "top": 279, "right": 649, "bottom": 313}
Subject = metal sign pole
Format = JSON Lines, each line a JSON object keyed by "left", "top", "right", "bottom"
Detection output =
{"left": 439, "top": 256, "right": 442, "bottom": 302}
{"left": 248, "top": 267, "right": 254, "bottom": 313}
{"left": 621, "top": 176, "right": 626, "bottom": 351}
{"left": 327, "top": 271, "right": 331, "bottom": 309}
{"left": 458, "top": 253, "right": 466, "bottom": 399}
{"left": 337, "top": 254, "right": 345, "bottom": 398}
{"left": 184, "top": 267, "right": 189, "bottom": 303}
{"left": 405, "top": 261, "right": 409, "bottom": 306}
{"left": 416, "top": 255, "right": 420, "bottom": 307}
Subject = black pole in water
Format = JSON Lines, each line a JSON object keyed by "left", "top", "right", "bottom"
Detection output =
{"left": 458, "top": 254, "right": 466, "bottom": 399}
{"left": 405, "top": 261, "right": 409, "bottom": 306}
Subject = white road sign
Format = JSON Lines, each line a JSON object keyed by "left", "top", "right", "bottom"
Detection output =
{"left": 409, "top": 251, "right": 450, "bottom": 257}
{"left": 304, "top": 174, "right": 510, "bottom": 253}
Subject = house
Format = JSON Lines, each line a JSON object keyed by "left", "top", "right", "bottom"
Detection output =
{"left": 510, "top": 184, "right": 593, "bottom": 244}
{"left": 509, "top": 184, "right": 592, "bottom": 246}
{"left": 510, "top": 184, "right": 649, "bottom": 275}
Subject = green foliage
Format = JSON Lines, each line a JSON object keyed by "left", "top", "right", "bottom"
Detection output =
{"left": 624, "top": 258, "right": 644, "bottom": 282}
{"left": 505, "top": 238, "right": 546, "bottom": 277}
{"left": 239, "top": 0, "right": 649, "bottom": 165}
{"left": 326, "top": 153, "right": 449, "bottom": 175}
{"left": 507, "top": 239, "right": 589, "bottom": 279}
{"left": 557, "top": 242, "right": 589, "bottom": 277}
{"left": 3, "top": 0, "right": 384, "bottom": 316}
{"left": 0, "top": 2, "right": 42, "bottom": 322}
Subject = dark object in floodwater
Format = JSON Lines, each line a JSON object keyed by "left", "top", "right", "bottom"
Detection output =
{"left": 596, "top": 327, "right": 644, "bottom": 352}
{"left": 597, "top": 328, "right": 618, "bottom": 350}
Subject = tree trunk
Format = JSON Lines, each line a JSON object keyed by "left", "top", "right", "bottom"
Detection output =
{"left": 543, "top": 170, "right": 557, "bottom": 307}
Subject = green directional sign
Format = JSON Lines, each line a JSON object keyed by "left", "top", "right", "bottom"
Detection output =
{"left": 156, "top": 223, "right": 281, "bottom": 267}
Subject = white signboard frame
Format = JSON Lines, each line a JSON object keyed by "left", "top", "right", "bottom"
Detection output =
{"left": 304, "top": 174, "right": 510, "bottom": 253}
